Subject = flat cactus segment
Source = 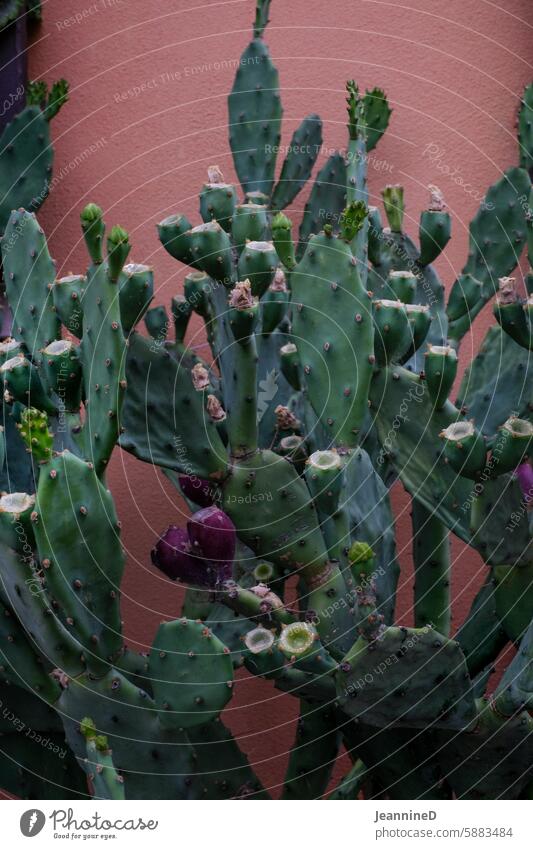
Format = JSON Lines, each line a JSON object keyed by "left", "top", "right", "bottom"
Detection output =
{"left": 455, "top": 575, "right": 508, "bottom": 676}
{"left": 495, "top": 616, "right": 533, "bottom": 714}
{"left": 33, "top": 451, "right": 125, "bottom": 668}
{"left": 412, "top": 500, "right": 451, "bottom": 635}
{"left": 119, "top": 332, "right": 228, "bottom": 479}
{"left": 0, "top": 107, "right": 54, "bottom": 231}
{"left": 291, "top": 230, "right": 373, "bottom": 447}
{"left": 2, "top": 210, "right": 61, "bottom": 364}
{"left": 228, "top": 38, "right": 282, "bottom": 196}
{"left": 298, "top": 152, "right": 346, "bottom": 256}
{"left": 518, "top": 82, "right": 533, "bottom": 177}
{"left": 456, "top": 324, "right": 533, "bottom": 436}
{"left": 270, "top": 114, "right": 323, "bottom": 211}
{"left": 370, "top": 365, "right": 472, "bottom": 542}
{"left": 0, "top": 730, "right": 87, "bottom": 800}
{"left": 59, "top": 670, "right": 201, "bottom": 799}
{"left": 337, "top": 626, "right": 477, "bottom": 731}
{"left": 343, "top": 448, "right": 400, "bottom": 624}
{"left": 148, "top": 619, "right": 234, "bottom": 730}
{"left": 493, "top": 564, "right": 533, "bottom": 643}
{"left": 187, "top": 719, "right": 269, "bottom": 798}
{"left": 328, "top": 759, "right": 367, "bottom": 800}
{"left": 360, "top": 87, "right": 392, "bottom": 153}
{"left": 79, "top": 261, "right": 127, "bottom": 476}
{"left": 0, "top": 598, "right": 59, "bottom": 702}
{"left": 282, "top": 701, "right": 341, "bottom": 799}
{"left": 437, "top": 700, "right": 533, "bottom": 799}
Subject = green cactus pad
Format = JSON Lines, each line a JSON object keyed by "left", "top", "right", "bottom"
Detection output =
{"left": 493, "top": 564, "right": 533, "bottom": 643}
{"left": 455, "top": 575, "right": 508, "bottom": 676}
{"left": 271, "top": 115, "right": 323, "bottom": 211}
{"left": 298, "top": 152, "right": 346, "bottom": 256}
{"left": 2, "top": 210, "right": 61, "bottom": 364}
{"left": 33, "top": 451, "right": 125, "bottom": 668}
{"left": 518, "top": 82, "right": 533, "bottom": 176}
{"left": 148, "top": 618, "right": 234, "bottom": 730}
{"left": 228, "top": 38, "right": 282, "bottom": 196}
{"left": 291, "top": 230, "right": 373, "bottom": 447}
{"left": 337, "top": 625, "right": 477, "bottom": 730}
{"left": 119, "top": 332, "right": 228, "bottom": 479}
{"left": 282, "top": 701, "right": 341, "bottom": 799}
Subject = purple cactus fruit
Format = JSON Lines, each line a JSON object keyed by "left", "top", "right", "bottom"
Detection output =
{"left": 515, "top": 462, "right": 533, "bottom": 503}
{"left": 151, "top": 525, "right": 197, "bottom": 582}
{"left": 178, "top": 474, "right": 218, "bottom": 508}
{"left": 187, "top": 506, "right": 236, "bottom": 569}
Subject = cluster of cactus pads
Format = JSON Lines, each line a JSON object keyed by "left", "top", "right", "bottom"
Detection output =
{"left": 0, "top": 0, "right": 533, "bottom": 800}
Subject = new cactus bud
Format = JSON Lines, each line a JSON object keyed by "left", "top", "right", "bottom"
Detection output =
{"left": 237, "top": 240, "right": 278, "bottom": 298}
{"left": 228, "top": 280, "right": 259, "bottom": 342}
{"left": 188, "top": 221, "right": 234, "bottom": 286}
{"left": 388, "top": 270, "right": 416, "bottom": 304}
{"left": 187, "top": 506, "right": 236, "bottom": 567}
{"left": 261, "top": 269, "right": 289, "bottom": 335}
{"left": 440, "top": 420, "right": 487, "bottom": 479}
{"left": 184, "top": 271, "right": 211, "bottom": 319}
{"left": 446, "top": 273, "right": 483, "bottom": 321}
{"left": 144, "top": 305, "right": 168, "bottom": 341}
{"left": 272, "top": 213, "right": 296, "bottom": 271}
{"left": 491, "top": 417, "right": 533, "bottom": 475}
{"left": 253, "top": 562, "right": 277, "bottom": 583}
{"left": 52, "top": 275, "right": 86, "bottom": 335}
{"left": 16, "top": 407, "right": 53, "bottom": 463}
{"left": 231, "top": 203, "right": 268, "bottom": 253}
{"left": 171, "top": 295, "right": 192, "bottom": 344}
{"left": 243, "top": 625, "right": 284, "bottom": 679}
{"left": 245, "top": 191, "right": 269, "bottom": 206}
{"left": 279, "top": 342, "right": 300, "bottom": 390}
{"left": 418, "top": 185, "right": 451, "bottom": 266}
{"left": 373, "top": 299, "right": 409, "bottom": 364}
{"left": 157, "top": 213, "right": 193, "bottom": 260}
{"left": 106, "top": 225, "right": 131, "bottom": 282}
{"left": 424, "top": 344, "right": 458, "bottom": 410}
{"left": 244, "top": 625, "right": 275, "bottom": 654}
{"left": 339, "top": 200, "right": 367, "bottom": 243}
{"left": 278, "top": 621, "right": 317, "bottom": 659}
{"left": 42, "top": 339, "right": 82, "bottom": 412}
{"left": 401, "top": 303, "right": 432, "bottom": 361}
{"left": 382, "top": 184, "right": 404, "bottom": 232}
{"left": 119, "top": 263, "right": 154, "bottom": 332}
{"left": 80, "top": 203, "right": 105, "bottom": 264}
{"left": 199, "top": 165, "right": 237, "bottom": 232}
{"left": 305, "top": 450, "right": 345, "bottom": 514}
{"left": 278, "top": 435, "right": 307, "bottom": 474}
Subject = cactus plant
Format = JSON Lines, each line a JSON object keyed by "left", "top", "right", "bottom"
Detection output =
{"left": 0, "top": 0, "right": 532, "bottom": 802}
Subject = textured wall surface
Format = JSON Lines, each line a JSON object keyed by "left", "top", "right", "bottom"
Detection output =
{"left": 26, "top": 0, "right": 532, "bottom": 795}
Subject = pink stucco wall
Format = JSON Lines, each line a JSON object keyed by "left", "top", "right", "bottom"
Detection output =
{"left": 26, "top": 0, "right": 531, "bottom": 795}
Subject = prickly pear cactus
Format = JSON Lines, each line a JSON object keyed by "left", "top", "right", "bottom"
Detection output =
{"left": 0, "top": 0, "right": 532, "bottom": 802}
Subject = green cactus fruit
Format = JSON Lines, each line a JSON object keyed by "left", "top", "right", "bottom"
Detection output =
{"left": 270, "top": 114, "right": 323, "bottom": 211}
{"left": 277, "top": 622, "right": 336, "bottom": 677}
{"left": 80, "top": 719, "right": 125, "bottom": 800}
{"left": 367, "top": 205, "right": 387, "bottom": 265}
{"left": 144, "top": 305, "right": 169, "bottom": 341}
{"left": 291, "top": 228, "right": 374, "bottom": 447}
{"left": 278, "top": 434, "right": 307, "bottom": 473}
{"left": 305, "top": 449, "right": 344, "bottom": 515}
{"left": 424, "top": 344, "right": 458, "bottom": 410}
{"left": 491, "top": 417, "right": 533, "bottom": 475}
{"left": 418, "top": 186, "right": 451, "bottom": 266}
{"left": 231, "top": 203, "right": 268, "bottom": 252}
{"left": 183, "top": 271, "right": 212, "bottom": 319}
{"left": 298, "top": 152, "right": 347, "bottom": 256}
{"left": 279, "top": 342, "right": 300, "bottom": 390}
{"left": 2, "top": 210, "right": 61, "bottom": 364}
{"left": 42, "top": 339, "right": 82, "bottom": 412}
{"left": 373, "top": 299, "right": 409, "bottom": 364}
{"left": 0, "top": 491, "right": 36, "bottom": 552}
{"left": 446, "top": 273, "right": 483, "bottom": 322}
{"left": 261, "top": 269, "right": 289, "bottom": 335}
{"left": 187, "top": 222, "right": 234, "bottom": 286}
{"left": 228, "top": 37, "right": 282, "bottom": 196}
{"left": 228, "top": 280, "right": 259, "bottom": 343}
{"left": 199, "top": 165, "right": 237, "bottom": 232}
{"left": 440, "top": 420, "right": 487, "bottom": 480}
{"left": 52, "top": 274, "right": 86, "bottom": 335}
{"left": 272, "top": 212, "right": 296, "bottom": 271}
{"left": 148, "top": 618, "right": 234, "bottom": 730}
{"left": 0, "top": 338, "right": 22, "bottom": 364}
{"left": 80, "top": 203, "right": 105, "bottom": 265}
{"left": 33, "top": 450, "right": 125, "bottom": 670}
{"left": 118, "top": 263, "right": 154, "bottom": 332}
{"left": 171, "top": 294, "right": 193, "bottom": 345}
{"left": 237, "top": 240, "right": 278, "bottom": 298}
{"left": 245, "top": 190, "right": 270, "bottom": 206}
{"left": 0, "top": 355, "right": 57, "bottom": 414}
{"left": 16, "top": 407, "right": 53, "bottom": 464}
{"left": 243, "top": 625, "right": 283, "bottom": 678}
{"left": 399, "top": 303, "right": 432, "bottom": 364}
{"left": 382, "top": 184, "right": 404, "bottom": 232}
{"left": 157, "top": 213, "right": 193, "bottom": 261}
{"left": 388, "top": 270, "right": 416, "bottom": 304}
{"left": 106, "top": 225, "right": 130, "bottom": 283}
{"left": 493, "top": 277, "right": 531, "bottom": 349}
{"left": 337, "top": 625, "right": 477, "bottom": 730}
